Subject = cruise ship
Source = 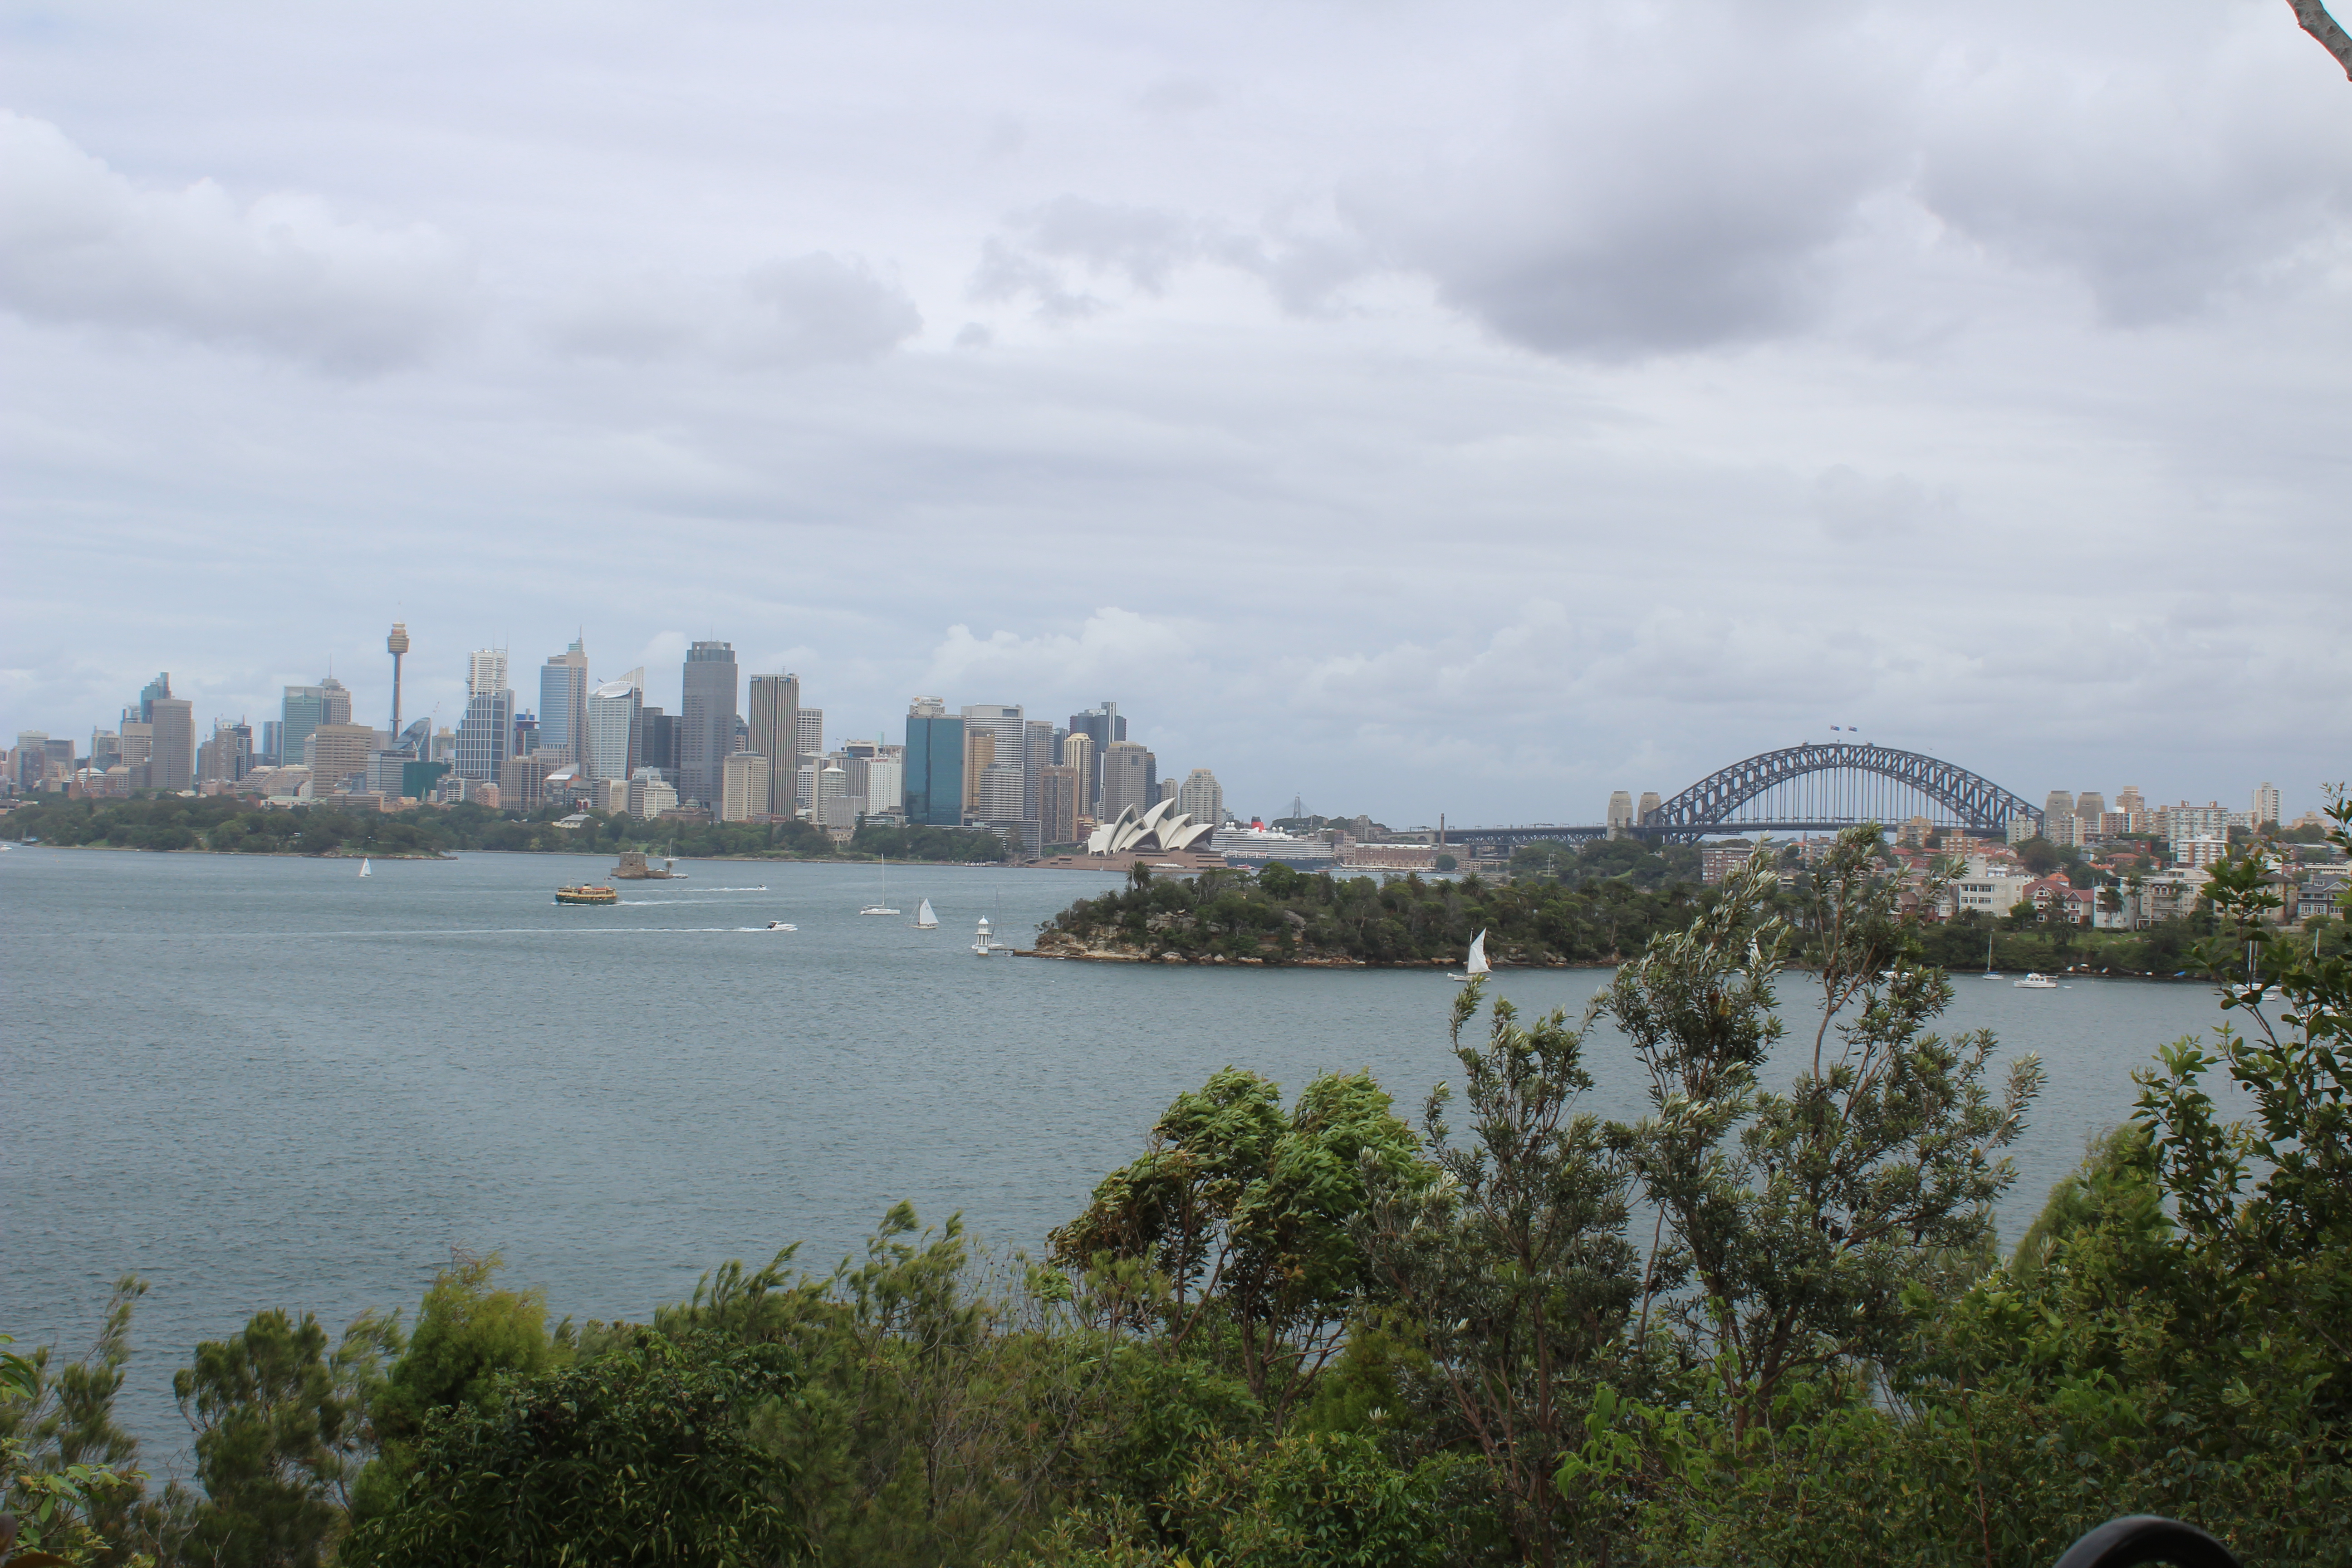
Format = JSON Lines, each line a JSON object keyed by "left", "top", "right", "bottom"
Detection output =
{"left": 1210, "top": 826, "right": 1335, "bottom": 871}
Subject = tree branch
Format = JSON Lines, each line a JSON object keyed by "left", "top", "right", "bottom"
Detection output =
{"left": 2290, "top": 0, "right": 2352, "bottom": 80}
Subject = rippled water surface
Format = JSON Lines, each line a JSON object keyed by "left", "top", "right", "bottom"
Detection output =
{"left": 0, "top": 845, "right": 2229, "bottom": 1462}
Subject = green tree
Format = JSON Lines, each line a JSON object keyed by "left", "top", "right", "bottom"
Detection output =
{"left": 1053, "top": 1069, "right": 1426, "bottom": 1417}
{"left": 172, "top": 1307, "right": 400, "bottom": 1567}
{"left": 1358, "top": 984, "right": 1637, "bottom": 1567}
{"left": 1604, "top": 832, "right": 2043, "bottom": 1439}
{"left": 340, "top": 1328, "right": 802, "bottom": 1568}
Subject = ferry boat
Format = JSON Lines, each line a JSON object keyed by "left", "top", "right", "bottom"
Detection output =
{"left": 555, "top": 884, "right": 619, "bottom": 906}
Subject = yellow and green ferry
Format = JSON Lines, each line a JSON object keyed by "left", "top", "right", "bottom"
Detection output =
{"left": 554, "top": 884, "right": 619, "bottom": 906}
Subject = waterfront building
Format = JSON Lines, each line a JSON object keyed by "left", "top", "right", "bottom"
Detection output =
{"left": 720, "top": 751, "right": 769, "bottom": 823}
{"left": 903, "top": 700, "right": 964, "bottom": 826}
{"left": 455, "top": 650, "right": 515, "bottom": 782}
{"left": 1060, "top": 733, "right": 1097, "bottom": 815}
{"left": 310, "top": 722, "right": 377, "bottom": 793}
{"left": 2252, "top": 782, "right": 2282, "bottom": 826}
{"left": 628, "top": 768, "right": 679, "bottom": 820}
{"left": 538, "top": 640, "right": 591, "bottom": 764}
{"left": 279, "top": 678, "right": 352, "bottom": 777}
{"left": 1178, "top": 768, "right": 1223, "bottom": 828}
{"left": 1100, "top": 741, "right": 1156, "bottom": 821}
{"left": 148, "top": 698, "right": 195, "bottom": 791}
{"left": 585, "top": 679, "right": 642, "bottom": 781}
{"left": 747, "top": 674, "right": 800, "bottom": 818}
{"left": 678, "top": 642, "right": 739, "bottom": 808}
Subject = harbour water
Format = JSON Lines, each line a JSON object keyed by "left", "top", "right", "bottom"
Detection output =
{"left": 1, "top": 845, "right": 2231, "bottom": 1465}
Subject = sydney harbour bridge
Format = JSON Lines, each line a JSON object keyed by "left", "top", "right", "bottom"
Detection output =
{"left": 1438, "top": 742, "right": 2043, "bottom": 858}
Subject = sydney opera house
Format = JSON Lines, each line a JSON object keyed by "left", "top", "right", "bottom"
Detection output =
{"left": 1034, "top": 798, "right": 1225, "bottom": 871}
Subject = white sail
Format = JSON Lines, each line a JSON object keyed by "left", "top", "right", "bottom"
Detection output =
{"left": 914, "top": 898, "right": 938, "bottom": 929}
{"left": 359, "top": 858, "right": 372, "bottom": 878}
{"left": 1465, "top": 930, "right": 1489, "bottom": 975}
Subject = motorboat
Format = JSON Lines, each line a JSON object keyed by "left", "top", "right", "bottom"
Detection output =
{"left": 913, "top": 898, "right": 938, "bottom": 930}
{"left": 765, "top": 920, "right": 797, "bottom": 931}
{"left": 555, "top": 885, "right": 619, "bottom": 906}
{"left": 2014, "top": 972, "right": 2058, "bottom": 989}
{"left": 1449, "top": 930, "right": 1490, "bottom": 982}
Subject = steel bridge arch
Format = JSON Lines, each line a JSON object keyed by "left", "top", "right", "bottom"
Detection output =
{"left": 1642, "top": 742, "right": 2041, "bottom": 838}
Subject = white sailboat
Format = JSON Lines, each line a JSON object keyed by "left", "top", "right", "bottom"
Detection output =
{"left": 1982, "top": 933, "right": 1999, "bottom": 979}
{"left": 1450, "top": 929, "right": 1490, "bottom": 982}
{"left": 913, "top": 898, "right": 938, "bottom": 930}
{"left": 860, "top": 854, "right": 900, "bottom": 916}
{"left": 358, "top": 858, "right": 372, "bottom": 878}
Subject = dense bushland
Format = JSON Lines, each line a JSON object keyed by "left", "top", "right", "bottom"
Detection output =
{"left": 7, "top": 804, "right": 2347, "bottom": 1567}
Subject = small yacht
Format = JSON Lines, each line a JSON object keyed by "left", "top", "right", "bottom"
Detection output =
{"left": 860, "top": 855, "right": 900, "bottom": 916}
{"left": 1449, "top": 930, "right": 1490, "bottom": 983}
{"left": 358, "top": 858, "right": 372, "bottom": 879}
{"left": 2014, "top": 972, "right": 2058, "bottom": 990}
{"left": 912, "top": 898, "right": 938, "bottom": 930}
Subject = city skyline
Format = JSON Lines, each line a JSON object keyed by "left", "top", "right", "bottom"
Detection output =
{"left": 4, "top": 2, "right": 2347, "bottom": 822}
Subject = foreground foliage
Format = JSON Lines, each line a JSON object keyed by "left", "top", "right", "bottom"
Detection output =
{"left": 11, "top": 802, "right": 2348, "bottom": 1566}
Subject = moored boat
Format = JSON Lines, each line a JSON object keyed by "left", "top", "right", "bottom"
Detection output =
{"left": 2014, "top": 971, "right": 2058, "bottom": 989}
{"left": 555, "top": 884, "right": 619, "bottom": 906}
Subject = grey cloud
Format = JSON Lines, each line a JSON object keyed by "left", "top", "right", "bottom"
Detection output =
{"left": 546, "top": 254, "right": 921, "bottom": 368}
{"left": 1812, "top": 466, "right": 1955, "bottom": 542}
{"left": 970, "top": 199, "right": 1206, "bottom": 318}
{"left": 0, "top": 111, "right": 472, "bottom": 372}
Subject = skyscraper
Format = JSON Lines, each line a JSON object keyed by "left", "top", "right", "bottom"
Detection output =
{"left": 2252, "top": 782, "right": 2282, "bottom": 826}
{"left": 679, "top": 641, "right": 739, "bottom": 808}
{"left": 1060, "top": 732, "right": 1096, "bottom": 817}
{"left": 279, "top": 677, "right": 351, "bottom": 777}
{"left": 1100, "top": 741, "right": 1155, "bottom": 821}
{"left": 1066, "top": 702, "right": 1125, "bottom": 807}
{"left": 455, "top": 650, "right": 514, "bottom": 782}
{"left": 747, "top": 674, "right": 800, "bottom": 817}
{"left": 1040, "top": 764, "right": 1081, "bottom": 844}
{"left": 904, "top": 698, "right": 964, "bottom": 826}
{"left": 960, "top": 705, "right": 1028, "bottom": 824}
{"left": 795, "top": 709, "right": 824, "bottom": 809}
{"left": 138, "top": 673, "right": 172, "bottom": 724}
{"left": 310, "top": 722, "right": 377, "bottom": 793}
{"left": 585, "top": 679, "right": 642, "bottom": 781}
{"left": 1178, "top": 768, "right": 1224, "bottom": 828}
{"left": 539, "top": 640, "right": 590, "bottom": 764}
{"left": 720, "top": 753, "right": 769, "bottom": 823}
{"left": 148, "top": 698, "right": 195, "bottom": 791}
{"left": 1024, "top": 719, "right": 1056, "bottom": 825}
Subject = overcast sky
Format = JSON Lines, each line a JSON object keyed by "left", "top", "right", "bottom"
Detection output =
{"left": 4, "top": 0, "right": 2347, "bottom": 825}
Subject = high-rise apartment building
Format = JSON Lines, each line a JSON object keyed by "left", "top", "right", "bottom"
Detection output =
{"left": 720, "top": 752, "right": 769, "bottom": 823}
{"left": 585, "top": 680, "right": 642, "bottom": 781}
{"left": 456, "top": 650, "right": 515, "bottom": 781}
{"left": 1178, "top": 768, "right": 1224, "bottom": 828}
{"left": 1040, "top": 764, "right": 1081, "bottom": 844}
{"left": 1060, "top": 733, "right": 1097, "bottom": 816}
{"left": 1100, "top": 741, "right": 1156, "bottom": 821}
{"left": 795, "top": 709, "right": 823, "bottom": 808}
{"left": 904, "top": 699, "right": 964, "bottom": 826}
{"left": 2116, "top": 786, "right": 2146, "bottom": 814}
{"left": 747, "top": 674, "right": 800, "bottom": 817}
{"left": 147, "top": 698, "right": 195, "bottom": 791}
{"left": 2164, "top": 803, "right": 2230, "bottom": 853}
{"left": 679, "top": 641, "right": 739, "bottom": 808}
{"left": 538, "top": 640, "right": 591, "bottom": 764}
{"left": 279, "top": 678, "right": 352, "bottom": 777}
{"left": 2252, "top": 782, "right": 2282, "bottom": 826}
